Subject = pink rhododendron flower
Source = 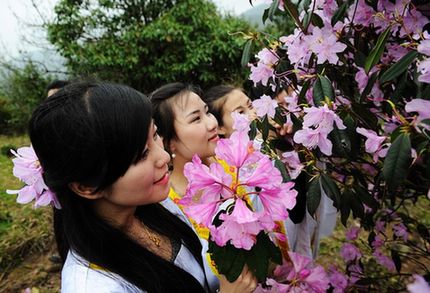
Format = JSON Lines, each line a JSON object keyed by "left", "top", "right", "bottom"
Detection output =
{"left": 356, "top": 127, "right": 387, "bottom": 153}
{"left": 294, "top": 127, "right": 334, "bottom": 155}
{"left": 252, "top": 94, "right": 278, "bottom": 118}
{"left": 372, "top": 234, "right": 385, "bottom": 249}
{"left": 393, "top": 223, "right": 408, "bottom": 242}
{"left": 417, "top": 58, "right": 430, "bottom": 84}
{"left": 355, "top": 67, "right": 383, "bottom": 99}
{"left": 346, "top": 226, "right": 360, "bottom": 241}
{"left": 257, "top": 48, "right": 279, "bottom": 66}
{"left": 302, "top": 105, "right": 346, "bottom": 133}
{"left": 309, "top": 26, "right": 347, "bottom": 64}
{"left": 258, "top": 183, "right": 298, "bottom": 221}
{"left": 7, "top": 146, "right": 61, "bottom": 209}
{"left": 405, "top": 99, "right": 430, "bottom": 122}
{"left": 328, "top": 266, "right": 349, "bottom": 293}
{"left": 375, "top": 219, "right": 386, "bottom": 233}
{"left": 349, "top": 0, "right": 374, "bottom": 26}
{"left": 215, "top": 131, "right": 258, "bottom": 168}
{"left": 281, "top": 151, "right": 304, "bottom": 179}
{"left": 418, "top": 32, "right": 430, "bottom": 56}
{"left": 272, "top": 252, "right": 330, "bottom": 292}
{"left": 209, "top": 201, "right": 265, "bottom": 250}
{"left": 340, "top": 243, "right": 362, "bottom": 262}
{"left": 348, "top": 264, "right": 363, "bottom": 283}
{"left": 231, "top": 111, "right": 251, "bottom": 132}
{"left": 249, "top": 62, "right": 274, "bottom": 86}
{"left": 407, "top": 275, "right": 430, "bottom": 293}
{"left": 281, "top": 29, "right": 312, "bottom": 66}
{"left": 183, "top": 155, "right": 232, "bottom": 198}
{"left": 373, "top": 249, "right": 396, "bottom": 272}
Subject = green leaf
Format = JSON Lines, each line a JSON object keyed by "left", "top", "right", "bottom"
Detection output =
{"left": 391, "top": 249, "right": 402, "bottom": 273}
{"left": 351, "top": 103, "right": 378, "bottom": 129}
{"left": 354, "top": 184, "right": 379, "bottom": 210}
{"left": 260, "top": 115, "right": 270, "bottom": 141}
{"left": 208, "top": 241, "right": 246, "bottom": 282}
{"left": 274, "top": 159, "right": 291, "bottom": 183}
{"left": 241, "top": 39, "right": 253, "bottom": 67}
{"left": 359, "top": 71, "right": 378, "bottom": 102}
{"left": 380, "top": 51, "right": 418, "bottom": 83}
{"left": 350, "top": 191, "right": 364, "bottom": 219}
{"left": 383, "top": 133, "right": 412, "bottom": 191}
{"left": 329, "top": 126, "right": 351, "bottom": 158}
{"left": 320, "top": 174, "right": 340, "bottom": 208}
{"left": 268, "top": 0, "right": 280, "bottom": 21}
{"left": 313, "top": 75, "right": 334, "bottom": 105}
{"left": 364, "top": 26, "right": 391, "bottom": 73}
{"left": 331, "top": 2, "right": 348, "bottom": 26}
{"left": 307, "top": 177, "right": 321, "bottom": 216}
{"left": 249, "top": 120, "right": 258, "bottom": 140}
{"left": 247, "top": 237, "right": 269, "bottom": 282}
{"left": 340, "top": 189, "right": 353, "bottom": 226}
{"left": 298, "top": 80, "right": 311, "bottom": 104}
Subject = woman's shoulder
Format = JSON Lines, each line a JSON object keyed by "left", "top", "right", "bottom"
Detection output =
{"left": 61, "top": 251, "right": 144, "bottom": 293}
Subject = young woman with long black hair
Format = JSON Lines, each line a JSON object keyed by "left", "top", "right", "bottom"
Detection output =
{"left": 28, "top": 81, "right": 256, "bottom": 292}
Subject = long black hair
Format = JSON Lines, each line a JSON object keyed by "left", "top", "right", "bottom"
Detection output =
{"left": 150, "top": 82, "right": 202, "bottom": 153}
{"left": 29, "top": 81, "right": 206, "bottom": 292}
{"left": 201, "top": 85, "right": 237, "bottom": 128}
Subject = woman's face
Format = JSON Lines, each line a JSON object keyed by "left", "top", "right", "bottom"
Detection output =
{"left": 170, "top": 92, "right": 219, "bottom": 160}
{"left": 219, "top": 89, "right": 256, "bottom": 137}
{"left": 103, "top": 123, "right": 171, "bottom": 207}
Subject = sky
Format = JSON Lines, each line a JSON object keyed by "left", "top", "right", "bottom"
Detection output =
{"left": 0, "top": 0, "right": 253, "bottom": 59}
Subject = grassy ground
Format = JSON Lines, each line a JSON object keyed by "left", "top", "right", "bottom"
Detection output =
{"left": 0, "top": 135, "right": 59, "bottom": 292}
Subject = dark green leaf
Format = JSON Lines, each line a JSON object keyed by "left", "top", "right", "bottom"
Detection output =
{"left": 383, "top": 133, "right": 412, "bottom": 191}
{"left": 354, "top": 184, "right": 379, "bottom": 210}
{"left": 320, "top": 174, "right": 340, "bottom": 208}
{"left": 359, "top": 71, "right": 378, "bottom": 102}
{"left": 329, "top": 126, "right": 351, "bottom": 158}
{"left": 261, "top": 115, "right": 270, "bottom": 141}
{"left": 247, "top": 237, "right": 269, "bottom": 282}
{"left": 262, "top": 8, "right": 270, "bottom": 24}
{"left": 340, "top": 189, "right": 353, "bottom": 226}
{"left": 350, "top": 191, "right": 365, "bottom": 219}
{"left": 208, "top": 241, "right": 246, "bottom": 282}
{"left": 268, "top": 0, "right": 280, "bottom": 21}
{"left": 417, "top": 223, "right": 430, "bottom": 241}
{"left": 311, "top": 13, "right": 323, "bottom": 28}
{"left": 298, "top": 80, "right": 311, "bottom": 104}
{"left": 274, "top": 159, "right": 291, "bottom": 183}
{"left": 313, "top": 75, "right": 334, "bottom": 105}
{"left": 380, "top": 51, "right": 418, "bottom": 83}
{"left": 391, "top": 249, "right": 402, "bottom": 273}
{"left": 241, "top": 39, "right": 253, "bottom": 67}
{"left": 364, "top": 26, "right": 391, "bottom": 73}
{"left": 307, "top": 177, "right": 321, "bottom": 216}
{"left": 351, "top": 103, "right": 378, "bottom": 129}
{"left": 331, "top": 2, "right": 348, "bottom": 26}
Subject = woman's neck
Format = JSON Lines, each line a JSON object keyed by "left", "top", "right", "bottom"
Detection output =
{"left": 93, "top": 198, "right": 137, "bottom": 230}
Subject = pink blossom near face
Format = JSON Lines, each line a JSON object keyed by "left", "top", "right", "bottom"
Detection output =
{"left": 249, "top": 62, "right": 274, "bottom": 86}
{"left": 252, "top": 94, "right": 278, "bottom": 118}
{"left": 281, "top": 150, "right": 304, "bottom": 179}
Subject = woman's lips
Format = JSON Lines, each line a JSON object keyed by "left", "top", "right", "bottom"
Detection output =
{"left": 208, "top": 134, "right": 219, "bottom": 142}
{"left": 154, "top": 172, "right": 169, "bottom": 185}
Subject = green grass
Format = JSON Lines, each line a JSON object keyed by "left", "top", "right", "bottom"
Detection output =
{"left": 0, "top": 135, "right": 54, "bottom": 275}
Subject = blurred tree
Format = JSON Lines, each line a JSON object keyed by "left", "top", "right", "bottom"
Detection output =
{"left": 0, "top": 61, "right": 52, "bottom": 134}
{"left": 47, "top": 0, "right": 251, "bottom": 92}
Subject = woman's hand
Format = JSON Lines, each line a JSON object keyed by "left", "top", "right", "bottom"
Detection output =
{"left": 219, "top": 265, "right": 258, "bottom": 293}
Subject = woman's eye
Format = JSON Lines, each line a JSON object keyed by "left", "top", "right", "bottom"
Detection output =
{"left": 191, "top": 116, "right": 200, "bottom": 122}
{"left": 154, "top": 131, "right": 159, "bottom": 140}
{"left": 239, "top": 110, "right": 245, "bottom": 114}
{"left": 138, "top": 149, "right": 149, "bottom": 162}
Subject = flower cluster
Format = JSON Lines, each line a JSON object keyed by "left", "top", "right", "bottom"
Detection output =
{"left": 181, "top": 123, "right": 298, "bottom": 250}
{"left": 245, "top": 0, "right": 430, "bottom": 290}
{"left": 7, "top": 146, "right": 60, "bottom": 209}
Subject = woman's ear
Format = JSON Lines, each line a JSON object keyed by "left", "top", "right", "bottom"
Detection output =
{"left": 68, "top": 182, "right": 102, "bottom": 200}
{"left": 169, "top": 140, "right": 177, "bottom": 154}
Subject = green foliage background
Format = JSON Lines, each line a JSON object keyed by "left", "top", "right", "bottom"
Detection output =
{"left": 47, "top": 0, "right": 252, "bottom": 93}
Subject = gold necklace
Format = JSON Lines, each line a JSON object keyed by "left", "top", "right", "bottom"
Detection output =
{"left": 142, "top": 223, "right": 161, "bottom": 248}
